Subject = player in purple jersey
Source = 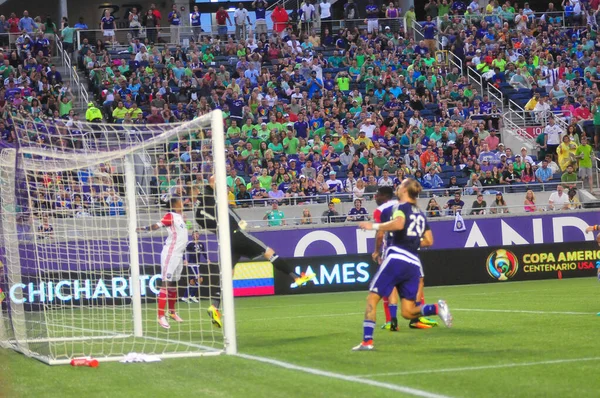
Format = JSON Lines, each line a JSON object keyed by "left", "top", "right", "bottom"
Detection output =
{"left": 377, "top": 189, "right": 438, "bottom": 331}
{"left": 353, "top": 179, "right": 453, "bottom": 351}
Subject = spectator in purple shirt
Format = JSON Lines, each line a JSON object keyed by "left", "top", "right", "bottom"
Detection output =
{"left": 346, "top": 199, "right": 369, "bottom": 221}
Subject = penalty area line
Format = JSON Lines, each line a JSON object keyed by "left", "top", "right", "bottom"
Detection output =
{"left": 245, "top": 308, "right": 596, "bottom": 323}
{"left": 237, "top": 353, "right": 454, "bottom": 398}
{"left": 356, "top": 357, "right": 600, "bottom": 378}
{"left": 453, "top": 308, "right": 596, "bottom": 316}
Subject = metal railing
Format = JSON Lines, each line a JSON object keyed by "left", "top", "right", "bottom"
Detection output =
{"left": 411, "top": 19, "right": 425, "bottom": 43}
{"left": 74, "top": 16, "right": 408, "bottom": 49}
{"left": 507, "top": 98, "right": 569, "bottom": 131}
{"left": 502, "top": 116, "right": 535, "bottom": 145}
{"left": 76, "top": 27, "right": 206, "bottom": 49}
{"left": 442, "top": 200, "right": 589, "bottom": 217}
{"left": 324, "top": 17, "right": 406, "bottom": 35}
{"left": 55, "top": 34, "right": 89, "bottom": 108}
{"left": 240, "top": 194, "right": 592, "bottom": 228}
{"left": 467, "top": 66, "right": 484, "bottom": 97}
{"left": 0, "top": 33, "right": 16, "bottom": 52}
{"left": 487, "top": 84, "right": 504, "bottom": 112}
{"left": 447, "top": 46, "right": 462, "bottom": 72}
{"left": 267, "top": 0, "right": 298, "bottom": 11}
{"left": 231, "top": 181, "right": 583, "bottom": 207}
{"left": 435, "top": 11, "right": 570, "bottom": 29}
{"left": 507, "top": 99, "right": 528, "bottom": 125}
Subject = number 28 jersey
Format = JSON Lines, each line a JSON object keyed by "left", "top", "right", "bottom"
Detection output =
{"left": 381, "top": 202, "right": 430, "bottom": 255}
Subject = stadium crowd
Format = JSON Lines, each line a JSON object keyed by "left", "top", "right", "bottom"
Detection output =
{"left": 0, "top": 0, "right": 596, "bottom": 222}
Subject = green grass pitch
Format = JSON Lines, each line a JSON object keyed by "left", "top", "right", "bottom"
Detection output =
{"left": 1, "top": 277, "right": 600, "bottom": 398}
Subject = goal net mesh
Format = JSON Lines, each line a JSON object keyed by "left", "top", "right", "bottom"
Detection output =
{"left": 0, "top": 110, "right": 233, "bottom": 364}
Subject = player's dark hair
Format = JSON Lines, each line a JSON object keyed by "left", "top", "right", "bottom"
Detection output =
{"left": 377, "top": 186, "right": 394, "bottom": 200}
{"left": 404, "top": 179, "right": 422, "bottom": 200}
{"left": 169, "top": 196, "right": 182, "bottom": 210}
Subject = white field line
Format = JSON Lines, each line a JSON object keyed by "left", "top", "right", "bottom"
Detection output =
{"left": 235, "top": 289, "right": 552, "bottom": 311}
{"left": 356, "top": 357, "right": 600, "bottom": 378}
{"left": 453, "top": 308, "right": 597, "bottom": 316}
{"left": 243, "top": 307, "right": 597, "bottom": 323}
{"left": 237, "top": 353, "right": 454, "bottom": 398}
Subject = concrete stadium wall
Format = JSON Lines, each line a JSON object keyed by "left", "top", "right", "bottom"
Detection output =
{"left": 234, "top": 192, "right": 556, "bottom": 226}
{"left": 22, "top": 191, "right": 556, "bottom": 241}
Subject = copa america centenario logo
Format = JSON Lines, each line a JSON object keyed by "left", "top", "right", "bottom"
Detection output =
{"left": 486, "top": 249, "right": 519, "bottom": 281}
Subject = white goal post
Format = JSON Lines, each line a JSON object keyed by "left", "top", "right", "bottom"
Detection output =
{"left": 0, "top": 110, "right": 236, "bottom": 364}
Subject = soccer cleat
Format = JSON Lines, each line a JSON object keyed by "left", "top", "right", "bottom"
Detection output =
{"left": 380, "top": 321, "right": 392, "bottom": 330}
{"left": 437, "top": 300, "right": 453, "bottom": 328}
{"left": 419, "top": 317, "right": 438, "bottom": 326}
{"left": 189, "top": 296, "right": 199, "bottom": 303}
{"left": 389, "top": 317, "right": 399, "bottom": 332}
{"left": 294, "top": 272, "right": 316, "bottom": 287}
{"left": 169, "top": 312, "right": 184, "bottom": 322}
{"left": 352, "top": 340, "right": 375, "bottom": 351}
{"left": 409, "top": 317, "right": 439, "bottom": 329}
{"left": 409, "top": 320, "right": 433, "bottom": 329}
{"left": 181, "top": 297, "right": 190, "bottom": 303}
{"left": 158, "top": 316, "right": 170, "bottom": 329}
{"left": 207, "top": 305, "right": 222, "bottom": 328}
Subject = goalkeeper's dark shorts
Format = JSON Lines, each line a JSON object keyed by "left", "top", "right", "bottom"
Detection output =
{"left": 184, "top": 264, "right": 200, "bottom": 280}
{"left": 230, "top": 229, "right": 268, "bottom": 264}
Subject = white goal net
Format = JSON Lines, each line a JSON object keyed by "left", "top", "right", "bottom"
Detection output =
{"left": 0, "top": 110, "right": 236, "bottom": 365}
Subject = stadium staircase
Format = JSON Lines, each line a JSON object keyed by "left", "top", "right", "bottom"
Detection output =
{"left": 54, "top": 34, "right": 90, "bottom": 115}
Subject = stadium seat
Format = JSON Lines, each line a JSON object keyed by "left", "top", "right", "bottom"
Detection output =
{"left": 531, "top": 184, "right": 544, "bottom": 192}
{"left": 510, "top": 183, "right": 528, "bottom": 193}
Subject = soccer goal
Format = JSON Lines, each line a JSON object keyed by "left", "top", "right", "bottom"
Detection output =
{"left": 0, "top": 110, "right": 236, "bottom": 365}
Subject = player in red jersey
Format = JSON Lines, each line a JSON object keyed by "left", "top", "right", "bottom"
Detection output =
{"left": 137, "top": 196, "right": 188, "bottom": 330}
{"left": 372, "top": 187, "right": 397, "bottom": 330}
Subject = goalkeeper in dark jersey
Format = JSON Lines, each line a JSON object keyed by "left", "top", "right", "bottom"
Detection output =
{"left": 195, "top": 176, "right": 315, "bottom": 328}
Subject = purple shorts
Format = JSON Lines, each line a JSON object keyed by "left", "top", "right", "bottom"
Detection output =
{"left": 369, "top": 251, "right": 423, "bottom": 301}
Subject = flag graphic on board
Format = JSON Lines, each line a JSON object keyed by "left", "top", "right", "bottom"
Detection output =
{"left": 453, "top": 212, "right": 466, "bottom": 232}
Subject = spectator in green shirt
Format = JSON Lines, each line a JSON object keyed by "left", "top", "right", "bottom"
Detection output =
{"left": 476, "top": 61, "right": 490, "bottom": 74}
{"left": 256, "top": 169, "right": 272, "bottom": 191}
{"left": 240, "top": 142, "right": 255, "bottom": 161}
{"left": 335, "top": 71, "right": 350, "bottom": 92}
{"left": 373, "top": 150, "right": 388, "bottom": 169}
{"left": 266, "top": 115, "right": 283, "bottom": 134}
{"left": 438, "top": 2, "right": 450, "bottom": 17}
{"left": 226, "top": 169, "right": 245, "bottom": 189}
{"left": 61, "top": 21, "right": 76, "bottom": 54}
{"left": 227, "top": 120, "right": 241, "bottom": 143}
{"left": 561, "top": 165, "right": 578, "bottom": 187}
{"left": 112, "top": 101, "right": 128, "bottom": 121}
{"left": 0, "top": 60, "right": 15, "bottom": 79}
{"left": 328, "top": 50, "right": 345, "bottom": 67}
{"left": 331, "top": 134, "right": 345, "bottom": 153}
{"left": 268, "top": 136, "right": 284, "bottom": 155}
{"left": 241, "top": 118, "right": 256, "bottom": 135}
{"left": 263, "top": 201, "right": 286, "bottom": 226}
{"left": 575, "top": 135, "right": 594, "bottom": 190}
{"left": 58, "top": 87, "right": 74, "bottom": 117}
{"left": 247, "top": 130, "right": 263, "bottom": 150}
{"left": 283, "top": 130, "right": 299, "bottom": 155}
{"left": 592, "top": 98, "right": 600, "bottom": 149}
{"left": 257, "top": 123, "right": 271, "bottom": 139}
